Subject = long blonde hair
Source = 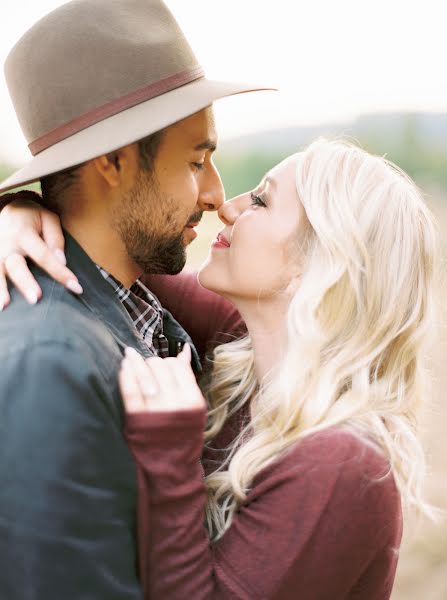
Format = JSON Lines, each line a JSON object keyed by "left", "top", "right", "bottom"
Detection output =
{"left": 204, "top": 139, "right": 439, "bottom": 540}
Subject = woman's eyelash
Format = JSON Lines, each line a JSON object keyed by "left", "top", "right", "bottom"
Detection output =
{"left": 250, "top": 192, "right": 267, "bottom": 207}
{"left": 192, "top": 162, "right": 205, "bottom": 171}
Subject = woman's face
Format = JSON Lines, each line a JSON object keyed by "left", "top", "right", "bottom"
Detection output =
{"left": 198, "top": 154, "right": 306, "bottom": 301}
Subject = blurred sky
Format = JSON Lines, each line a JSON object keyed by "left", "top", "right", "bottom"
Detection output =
{"left": 0, "top": 0, "right": 446, "bottom": 166}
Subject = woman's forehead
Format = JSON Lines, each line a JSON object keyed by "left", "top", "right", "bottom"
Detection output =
{"left": 267, "top": 152, "right": 302, "bottom": 182}
{"left": 265, "top": 153, "right": 302, "bottom": 198}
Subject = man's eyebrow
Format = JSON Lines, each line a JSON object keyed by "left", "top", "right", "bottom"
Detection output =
{"left": 194, "top": 139, "right": 217, "bottom": 152}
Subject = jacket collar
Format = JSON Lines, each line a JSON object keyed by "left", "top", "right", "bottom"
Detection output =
{"left": 63, "top": 231, "right": 202, "bottom": 375}
{"left": 64, "top": 230, "right": 153, "bottom": 358}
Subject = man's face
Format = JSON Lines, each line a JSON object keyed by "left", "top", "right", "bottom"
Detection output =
{"left": 112, "top": 107, "right": 224, "bottom": 275}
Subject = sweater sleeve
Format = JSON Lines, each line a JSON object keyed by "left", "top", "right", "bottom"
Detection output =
{"left": 141, "top": 271, "right": 246, "bottom": 363}
{"left": 125, "top": 416, "right": 402, "bottom": 600}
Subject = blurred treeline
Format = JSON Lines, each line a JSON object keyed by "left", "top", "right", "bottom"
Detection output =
{"left": 214, "top": 112, "right": 447, "bottom": 199}
{"left": 0, "top": 163, "right": 12, "bottom": 183}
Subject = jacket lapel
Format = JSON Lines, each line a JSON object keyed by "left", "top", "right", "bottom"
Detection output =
{"left": 63, "top": 231, "right": 152, "bottom": 358}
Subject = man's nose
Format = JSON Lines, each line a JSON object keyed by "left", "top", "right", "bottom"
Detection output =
{"left": 197, "top": 162, "right": 225, "bottom": 212}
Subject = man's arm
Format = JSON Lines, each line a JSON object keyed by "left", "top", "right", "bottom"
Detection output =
{"left": 0, "top": 339, "right": 142, "bottom": 599}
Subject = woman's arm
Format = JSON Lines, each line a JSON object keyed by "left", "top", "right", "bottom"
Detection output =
{"left": 125, "top": 414, "right": 402, "bottom": 600}
{"left": 121, "top": 350, "right": 403, "bottom": 600}
{"left": 0, "top": 192, "right": 81, "bottom": 306}
{"left": 0, "top": 193, "right": 246, "bottom": 359}
{"left": 142, "top": 272, "right": 246, "bottom": 362}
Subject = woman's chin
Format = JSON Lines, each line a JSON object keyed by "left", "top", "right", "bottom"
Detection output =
{"left": 198, "top": 262, "right": 228, "bottom": 297}
{"left": 197, "top": 262, "right": 217, "bottom": 291}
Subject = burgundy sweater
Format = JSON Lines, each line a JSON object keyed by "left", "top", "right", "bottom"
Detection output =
{"left": 126, "top": 271, "right": 403, "bottom": 599}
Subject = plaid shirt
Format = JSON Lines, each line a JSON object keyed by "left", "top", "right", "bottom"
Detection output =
{"left": 97, "top": 266, "right": 169, "bottom": 358}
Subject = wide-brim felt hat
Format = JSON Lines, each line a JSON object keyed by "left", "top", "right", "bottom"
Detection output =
{"left": 0, "top": 0, "right": 274, "bottom": 193}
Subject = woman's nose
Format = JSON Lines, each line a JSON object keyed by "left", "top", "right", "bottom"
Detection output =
{"left": 218, "top": 194, "right": 246, "bottom": 225}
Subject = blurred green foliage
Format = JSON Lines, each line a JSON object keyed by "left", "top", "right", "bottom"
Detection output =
{"left": 214, "top": 113, "right": 447, "bottom": 198}
{"left": 215, "top": 151, "right": 289, "bottom": 200}
{"left": 214, "top": 142, "right": 447, "bottom": 201}
{"left": 0, "top": 163, "right": 12, "bottom": 182}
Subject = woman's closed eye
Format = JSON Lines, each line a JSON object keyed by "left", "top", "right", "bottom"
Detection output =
{"left": 250, "top": 192, "right": 267, "bottom": 208}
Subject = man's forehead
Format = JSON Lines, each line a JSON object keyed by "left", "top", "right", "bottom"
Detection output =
{"left": 170, "top": 107, "right": 217, "bottom": 148}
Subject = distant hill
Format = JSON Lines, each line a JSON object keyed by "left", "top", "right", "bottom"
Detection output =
{"left": 220, "top": 112, "right": 447, "bottom": 153}
{"left": 215, "top": 112, "right": 447, "bottom": 198}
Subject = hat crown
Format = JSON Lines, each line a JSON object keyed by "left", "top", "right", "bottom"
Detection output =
{"left": 5, "top": 0, "right": 199, "bottom": 144}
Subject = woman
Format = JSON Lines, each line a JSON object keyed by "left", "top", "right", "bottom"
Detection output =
{"left": 0, "top": 139, "right": 438, "bottom": 598}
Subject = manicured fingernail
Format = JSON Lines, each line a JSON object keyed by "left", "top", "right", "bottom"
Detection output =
{"left": 125, "top": 347, "right": 138, "bottom": 357}
{"left": 54, "top": 249, "right": 67, "bottom": 266}
{"left": 0, "top": 298, "right": 4, "bottom": 312}
{"left": 67, "top": 279, "right": 83, "bottom": 294}
{"left": 27, "top": 291, "right": 38, "bottom": 305}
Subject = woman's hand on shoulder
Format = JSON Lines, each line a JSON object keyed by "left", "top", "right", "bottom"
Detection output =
{"left": 119, "top": 344, "right": 206, "bottom": 414}
{"left": 0, "top": 191, "right": 82, "bottom": 309}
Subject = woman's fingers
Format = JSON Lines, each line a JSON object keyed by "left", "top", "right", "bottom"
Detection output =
{"left": 119, "top": 358, "right": 146, "bottom": 413}
{"left": 177, "top": 342, "right": 191, "bottom": 365}
{"left": 125, "top": 348, "right": 159, "bottom": 398}
{"left": 121, "top": 347, "right": 206, "bottom": 414}
{"left": 4, "top": 253, "right": 42, "bottom": 305}
{"left": 0, "top": 264, "right": 10, "bottom": 311}
{"left": 19, "top": 233, "right": 83, "bottom": 295}
{"left": 0, "top": 196, "right": 83, "bottom": 303}
{"left": 150, "top": 348, "right": 205, "bottom": 410}
{"left": 40, "top": 209, "right": 66, "bottom": 265}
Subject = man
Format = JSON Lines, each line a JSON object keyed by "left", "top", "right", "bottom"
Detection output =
{"left": 0, "top": 1, "right": 268, "bottom": 597}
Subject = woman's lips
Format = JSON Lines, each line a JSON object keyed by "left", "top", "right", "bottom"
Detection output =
{"left": 211, "top": 233, "right": 230, "bottom": 249}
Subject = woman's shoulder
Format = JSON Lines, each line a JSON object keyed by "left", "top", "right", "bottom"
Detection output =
{"left": 290, "top": 426, "right": 391, "bottom": 477}
{"left": 252, "top": 426, "right": 400, "bottom": 516}
{"left": 241, "top": 428, "right": 402, "bottom": 599}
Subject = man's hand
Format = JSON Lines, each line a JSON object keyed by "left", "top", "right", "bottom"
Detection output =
{"left": 120, "top": 344, "right": 206, "bottom": 414}
{"left": 0, "top": 192, "right": 82, "bottom": 309}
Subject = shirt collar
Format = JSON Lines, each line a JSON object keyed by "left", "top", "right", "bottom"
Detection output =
{"left": 96, "top": 265, "right": 169, "bottom": 357}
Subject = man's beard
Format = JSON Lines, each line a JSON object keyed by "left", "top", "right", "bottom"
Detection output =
{"left": 112, "top": 169, "right": 189, "bottom": 276}
{"left": 127, "top": 227, "right": 186, "bottom": 275}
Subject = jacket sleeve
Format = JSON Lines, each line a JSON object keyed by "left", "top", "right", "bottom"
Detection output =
{"left": 141, "top": 271, "right": 246, "bottom": 362}
{"left": 125, "top": 414, "right": 402, "bottom": 600}
{"left": 0, "top": 340, "right": 143, "bottom": 600}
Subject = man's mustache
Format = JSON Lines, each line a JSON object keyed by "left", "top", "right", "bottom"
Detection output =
{"left": 186, "top": 211, "right": 203, "bottom": 227}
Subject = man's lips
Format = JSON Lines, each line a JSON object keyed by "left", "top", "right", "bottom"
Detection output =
{"left": 184, "top": 220, "right": 201, "bottom": 242}
{"left": 185, "top": 211, "right": 203, "bottom": 230}
{"left": 212, "top": 233, "right": 230, "bottom": 249}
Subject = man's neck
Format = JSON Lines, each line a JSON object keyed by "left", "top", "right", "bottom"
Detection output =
{"left": 62, "top": 216, "right": 142, "bottom": 288}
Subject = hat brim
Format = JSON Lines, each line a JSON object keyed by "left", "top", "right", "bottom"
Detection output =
{"left": 0, "top": 78, "right": 275, "bottom": 193}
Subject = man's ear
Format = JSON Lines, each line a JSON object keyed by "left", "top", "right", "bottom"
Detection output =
{"left": 92, "top": 152, "right": 121, "bottom": 188}
{"left": 92, "top": 144, "right": 138, "bottom": 189}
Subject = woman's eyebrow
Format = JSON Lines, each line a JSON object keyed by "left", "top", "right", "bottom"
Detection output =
{"left": 262, "top": 175, "right": 276, "bottom": 190}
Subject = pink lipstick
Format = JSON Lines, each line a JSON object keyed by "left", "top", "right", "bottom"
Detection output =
{"left": 211, "top": 233, "right": 230, "bottom": 249}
